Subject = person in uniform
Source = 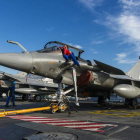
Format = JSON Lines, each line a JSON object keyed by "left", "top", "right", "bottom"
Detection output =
{"left": 5, "top": 81, "right": 16, "bottom": 107}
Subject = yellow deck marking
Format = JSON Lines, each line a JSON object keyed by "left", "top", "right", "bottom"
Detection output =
{"left": 89, "top": 110, "right": 140, "bottom": 117}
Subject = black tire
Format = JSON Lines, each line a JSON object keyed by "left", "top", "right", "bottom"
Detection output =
{"left": 124, "top": 98, "right": 130, "bottom": 106}
{"left": 130, "top": 98, "right": 138, "bottom": 109}
{"left": 98, "top": 96, "right": 104, "bottom": 105}
{"left": 22, "top": 95, "right": 28, "bottom": 101}
{"left": 34, "top": 95, "right": 41, "bottom": 101}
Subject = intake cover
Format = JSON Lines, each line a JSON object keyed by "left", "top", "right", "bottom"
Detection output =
{"left": 77, "top": 71, "right": 93, "bottom": 86}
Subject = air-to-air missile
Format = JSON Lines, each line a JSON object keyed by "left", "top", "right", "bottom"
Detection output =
{"left": 0, "top": 40, "right": 140, "bottom": 108}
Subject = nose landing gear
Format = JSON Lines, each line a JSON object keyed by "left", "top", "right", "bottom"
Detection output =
{"left": 51, "top": 67, "right": 79, "bottom": 114}
{"left": 50, "top": 102, "right": 67, "bottom": 114}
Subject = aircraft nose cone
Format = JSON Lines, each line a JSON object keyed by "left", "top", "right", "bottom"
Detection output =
{"left": 0, "top": 53, "right": 32, "bottom": 72}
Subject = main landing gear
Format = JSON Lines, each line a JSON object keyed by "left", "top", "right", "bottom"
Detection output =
{"left": 97, "top": 92, "right": 110, "bottom": 107}
{"left": 125, "top": 98, "right": 138, "bottom": 109}
{"left": 98, "top": 96, "right": 105, "bottom": 105}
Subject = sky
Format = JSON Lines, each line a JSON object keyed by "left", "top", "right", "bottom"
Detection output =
{"left": 0, "top": 0, "right": 140, "bottom": 75}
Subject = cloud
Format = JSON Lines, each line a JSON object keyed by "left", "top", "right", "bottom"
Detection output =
{"left": 45, "top": 27, "right": 54, "bottom": 31}
{"left": 90, "top": 48, "right": 98, "bottom": 54}
{"left": 78, "top": 0, "right": 140, "bottom": 64}
{"left": 109, "top": 12, "right": 140, "bottom": 63}
{"left": 104, "top": 0, "right": 140, "bottom": 46}
{"left": 91, "top": 40, "right": 103, "bottom": 44}
{"left": 74, "top": 44, "right": 83, "bottom": 49}
{"left": 93, "top": 51, "right": 98, "bottom": 54}
{"left": 62, "top": 34, "right": 68, "bottom": 36}
{"left": 117, "top": 15, "right": 140, "bottom": 43}
{"left": 101, "top": 14, "right": 140, "bottom": 46}
{"left": 93, "top": 0, "right": 140, "bottom": 63}
{"left": 78, "top": 0, "right": 104, "bottom": 11}
{"left": 115, "top": 52, "right": 136, "bottom": 63}
{"left": 63, "top": 41, "right": 83, "bottom": 49}
{"left": 108, "top": 1, "right": 140, "bottom": 54}
{"left": 119, "top": 0, "right": 140, "bottom": 8}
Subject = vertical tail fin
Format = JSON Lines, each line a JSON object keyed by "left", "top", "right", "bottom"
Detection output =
{"left": 126, "top": 59, "right": 140, "bottom": 79}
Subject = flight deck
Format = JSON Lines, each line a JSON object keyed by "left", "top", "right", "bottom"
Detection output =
{"left": 0, "top": 98, "right": 140, "bottom": 140}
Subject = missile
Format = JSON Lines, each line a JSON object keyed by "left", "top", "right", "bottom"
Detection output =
{"left": 15, "top": 88, "right": 55, "bottom": 95}
{"left": 113, "top": 84, "right": 140, "bottom": 98}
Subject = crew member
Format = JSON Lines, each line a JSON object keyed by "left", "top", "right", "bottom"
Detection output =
{"left": 5, "top": 81, "right": 16, "bottom": 107}
{"left": 61, "top": 45, "right": 80, "bottom": 67}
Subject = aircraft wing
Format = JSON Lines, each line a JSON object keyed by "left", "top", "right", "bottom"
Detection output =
{"left": 94, "top": 60, "right": 125, "bottom": 75}
{"left": 20, "top": 81, "right": 58, "bottom": 88}
{"left": 3, "top": 73, "right": 58, "bottom": 88}
{"left": 109, "top": 74, "right": 140, "bottom": 82}
{"left": 3, "top": 73, "right": 21, "bottom": 82}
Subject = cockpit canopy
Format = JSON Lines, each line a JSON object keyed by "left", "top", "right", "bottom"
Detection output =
{"left": 37, "top": 41, "right": 84, "bottom": 58}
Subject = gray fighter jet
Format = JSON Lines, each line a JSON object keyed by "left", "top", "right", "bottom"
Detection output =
{"left": 0, "top": 71, "right": 58, "bottom": 101}
{"left": 0, "top": 40, "right": 140, "bottom": 108}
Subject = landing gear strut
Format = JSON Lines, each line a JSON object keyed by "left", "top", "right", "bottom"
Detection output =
{"left": 51, "top": 67, "right": 79, "bottom": 114}
{"left": 98, "top": 96, "right": 105, "bottom": 105}
{"left": 124, "top": 98, "right": 130, "bottom": 106}
{"left": 98, "top": 92, "right": 110, "bottom": 106}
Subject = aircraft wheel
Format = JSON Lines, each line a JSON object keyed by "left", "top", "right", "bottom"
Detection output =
{"left": 130, "top": 98, "right": 138, "bottom": 109}
{"left": 124, "top": 98, "right": 130, "bottom": 106}
{"left": 22, "top": 95, "right": 28, "bottom": 101}
{"left": 52, "top": 109, "right": 56, "bottom": 114}
{"left": 34, "top": 95, "right": 41, "bottom": 101}
{"left": 59, "top": 103, "right": 66, "bottom": 113}
{"left": 98, "top": 96, "right": 105, "bottom": 105}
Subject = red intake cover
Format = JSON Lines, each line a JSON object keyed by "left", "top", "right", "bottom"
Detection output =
{"left": 77, "top": 71, "right": 93, "bottom": 86}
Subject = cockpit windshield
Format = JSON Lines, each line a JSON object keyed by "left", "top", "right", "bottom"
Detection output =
{"left": 37, "top": 41, "right": 84, "bottom": 58}
{"left": 45, "top": 42, "right": 63, "bottom": 48}
{"left": 37, "top": 46, "right": 59, "bottom": 53}
{"left": 37, "top": 42, "right": 64, "bottom": 53}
